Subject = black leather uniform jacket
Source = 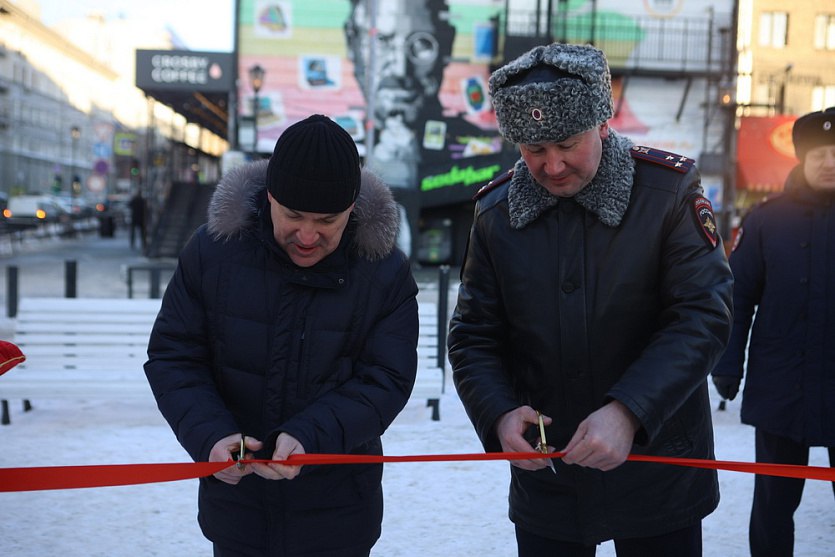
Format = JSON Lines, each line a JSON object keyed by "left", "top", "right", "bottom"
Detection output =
{"left": 448, "top": 131, "right": 733, "bottom": 544}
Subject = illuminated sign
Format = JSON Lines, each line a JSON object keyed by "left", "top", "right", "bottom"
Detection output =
{"left": 136, "top": 50, "right": 234, "bottom": 92}
{"left": 421, "top": 163, "right": 502, "bottom": 192}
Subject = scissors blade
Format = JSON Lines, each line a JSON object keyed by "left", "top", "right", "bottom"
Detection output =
{"left": 236, "top": 434, "right": 246, "bottom": 470}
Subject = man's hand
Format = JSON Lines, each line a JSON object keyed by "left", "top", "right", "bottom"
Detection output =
{"left": 495, "top": 406, "right": 554, "bottom": 472}
{"left": 250, "top": 433, "right": 306, "bottom": 481}
{"left": 209, "top": 433, "right": 264, "bottom": 485}
{"left": 561, "top": 400, "right": 639, "bottom": 472}
{"left": 712, "top": 376, "right": 741, "bottom": 401}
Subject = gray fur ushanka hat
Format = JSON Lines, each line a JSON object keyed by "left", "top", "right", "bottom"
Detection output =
{"left": 489, "top": 43, "right": 614, "bottom": 144}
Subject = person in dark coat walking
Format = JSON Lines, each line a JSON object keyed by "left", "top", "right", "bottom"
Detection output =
{"left": 447, "top": 43, "right": 734, "bottom": 556}
{"left": 711, "top": 106, "right": 835, "bottom": 557}
{"left": 128, "top": 191, "right": 147, "bottom": 249}
{"left": 144, "top": 114, "right": 419, "bottom": 556}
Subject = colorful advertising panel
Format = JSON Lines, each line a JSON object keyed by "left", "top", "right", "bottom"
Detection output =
{"left": 237, "top": 0, "right": 505, "bottom": 201}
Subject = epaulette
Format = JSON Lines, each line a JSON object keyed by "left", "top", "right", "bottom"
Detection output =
{"left": 630, "top": 146, "right": 695, "bottom": 173}
{"left": 473, "top": 169, "right": 514, "bottom": 200}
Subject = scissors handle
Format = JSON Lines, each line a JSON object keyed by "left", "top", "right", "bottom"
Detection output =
{"left": 536, "top": 411, "right": 557, "bottom": 474}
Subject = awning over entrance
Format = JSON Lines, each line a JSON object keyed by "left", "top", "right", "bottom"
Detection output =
{"left": 736, "top": 116, "right": 798, "bottom": 192}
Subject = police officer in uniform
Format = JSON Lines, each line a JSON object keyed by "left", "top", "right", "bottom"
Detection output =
{"left": 448, "top": 43, "right": 733, "bottom": 556}
{"left": 711, "top": 106, "right": 835, "bottom": 557}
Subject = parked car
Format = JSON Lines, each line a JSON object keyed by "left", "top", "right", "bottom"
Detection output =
{"left": 2, "top": 195, "right": 68, "bottom": 230}
{"left": 52, "top": 195, "right": 96, "bottom": 220}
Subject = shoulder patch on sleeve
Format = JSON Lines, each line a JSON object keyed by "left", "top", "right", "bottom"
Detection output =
{"left": 690, "top": 195, "right": 719, "bottom": 249}
{"left": 630, "top": 146, "right": 695, "bottom": 173}
{"left": 473, "top": 169, "right": 514, "bottom": 200}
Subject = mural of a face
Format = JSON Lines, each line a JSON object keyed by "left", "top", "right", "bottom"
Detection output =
{"left": 345, "top": 0, "right": 454, "bottom": 126}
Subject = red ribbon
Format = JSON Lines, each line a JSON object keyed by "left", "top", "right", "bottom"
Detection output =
{"left": 1, "top": 452, "right": 832, "bottom": 493}
{"left": 0, "top": 462, "right": 230, "bottom": 492}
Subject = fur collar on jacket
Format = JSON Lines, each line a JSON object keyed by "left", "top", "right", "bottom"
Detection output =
{"left": 508, "top": 129, "right": 635, "bottom": 229}
{"left": 207, "top": 159, "right": 400, "bottom": 261}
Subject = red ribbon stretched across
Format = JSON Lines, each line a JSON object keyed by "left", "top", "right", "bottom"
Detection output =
{"left": 1, "top": 452, "right": 832, "bottom": 493}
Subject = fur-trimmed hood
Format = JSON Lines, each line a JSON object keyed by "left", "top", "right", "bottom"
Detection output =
{"left": 508, "top": 129, "right": 635, "bottom": 229}
{"left": 207, "top": 160, "right": 400, "bottom": 261}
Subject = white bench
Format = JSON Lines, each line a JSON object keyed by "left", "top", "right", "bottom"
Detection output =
{"left": 0, "top": 297, "right": 161, "bottom": 423}
{"left": 1, "top": 297, "right": 447, "bottom": 423}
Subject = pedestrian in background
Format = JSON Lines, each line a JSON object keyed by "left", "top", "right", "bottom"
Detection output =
{"left": 711, "top": 106, "right": 835, "bottom": 557}
{"left": 128, "top": 190, "right": 146, "bottom": 249}
{"left": 144, "top": 114, "right": 419, "bottom": 556}
{"left": 447, "top": 43, "right": 733, "bottom": 556}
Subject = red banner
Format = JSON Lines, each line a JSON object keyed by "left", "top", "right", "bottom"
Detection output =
{"left": 736, "top": 115, "right": 798, "bottom": 192}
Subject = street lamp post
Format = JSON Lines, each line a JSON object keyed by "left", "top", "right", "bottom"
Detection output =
{"left": 70, "top": 126, "right": 80, "bottom": 212}
{"left": 248, "top": 64, "right": 265, "bottom": 158}
{"left": 778, "top": 63, "right": 793, "bottom": 115}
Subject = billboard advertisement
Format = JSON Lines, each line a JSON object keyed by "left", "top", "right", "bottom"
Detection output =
{"left": 236, "top": 0, "right": 505, "bottom": 200}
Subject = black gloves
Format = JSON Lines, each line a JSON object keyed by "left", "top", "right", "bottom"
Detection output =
{"left": 712, "top": 376, "right": 741, "bottom": 401}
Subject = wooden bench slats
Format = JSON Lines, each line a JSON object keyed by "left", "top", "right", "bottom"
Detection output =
{"left": 18, "top": 314, "right": 157, "bottom": 325}
{"left": 18, "top": 324, "right": 154, "bottom": 336}
{"left": 17, "top": 298, "right": 162, "bottom": 312}
{"left": 1, "top": 380, "right": 154, "bottom": 398}
{"left": 12, "top": 345, "right": 148, "bottom": 356}
{"left": 18, "top": 324, "right": 154, "bottom": 335}
{"left": 16, "top": 359, "right": 148, "bottom": 370}
{"left": 14, "top": 334, "right": 152, "bottom": 345}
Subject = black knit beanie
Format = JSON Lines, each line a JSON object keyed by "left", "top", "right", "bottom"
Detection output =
{"left": 266, "top": 114, "right": 361, "bottom": 213}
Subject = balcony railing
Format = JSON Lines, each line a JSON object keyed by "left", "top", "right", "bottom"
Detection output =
{"left": 503, "top": 12, "right": 733, "bottom": 76}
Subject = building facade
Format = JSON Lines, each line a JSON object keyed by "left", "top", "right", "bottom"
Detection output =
{"left": 0, "top": 0, "right": 226, "bottom": 216}
{"left": 733, "top": 0, "right": 835, "bottom": 211}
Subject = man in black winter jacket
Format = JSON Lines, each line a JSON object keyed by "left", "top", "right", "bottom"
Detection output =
{"left": 145, "top": 115, "right": 419, "bottom": 556}
{"left": 711, "top": 106, "right": 835, "bottom": 557}
{"left": 448, "top": 43, "right": 733, "bottom": 556}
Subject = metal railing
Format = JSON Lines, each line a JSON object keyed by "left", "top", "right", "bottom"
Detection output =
{"left": 504, "top": 12, "right": 733, "bottom": 76}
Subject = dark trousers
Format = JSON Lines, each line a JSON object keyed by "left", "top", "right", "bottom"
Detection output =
{"left": 515, "top": 522, "right": 702, "bottom": 557}
{"left": 130, "top": 223, "right": 146, "bottom": 249}
{"left": 750, "top": 429, "right": 835, "bottom": 557}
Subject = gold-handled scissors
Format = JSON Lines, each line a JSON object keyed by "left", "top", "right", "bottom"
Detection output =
{"left": 536, "top": 411, "right": 556, "bottom": 474}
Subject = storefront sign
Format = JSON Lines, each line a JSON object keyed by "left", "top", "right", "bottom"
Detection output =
{"left": 136, "top": 50, "right": 234, "bottom": 92}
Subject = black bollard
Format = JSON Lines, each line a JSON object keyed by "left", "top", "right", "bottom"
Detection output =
{"left": 7, "top": 266, "right": 18, "bottom": 318}
{"left": 437, "top": 265, "right": 450, "bottom": 392}
{"left": 65, "top": 260, "right": 77, "bottom": 298}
